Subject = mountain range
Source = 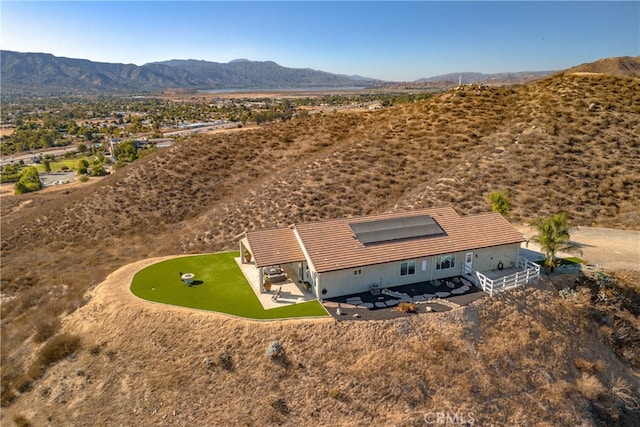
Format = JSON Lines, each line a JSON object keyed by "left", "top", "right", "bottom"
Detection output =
{"left": 0, "top": 51, "right": 379, "bottom": 94}
{"left": 2, "top": 51, "right": 639, "bottom": 95}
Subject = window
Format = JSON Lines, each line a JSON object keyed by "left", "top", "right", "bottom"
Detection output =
{"left": 436, "top": 254, "right": 455, "bottom": 270}
{"left": 353, "top": 269, "right": 362, "bottom": 276}
{"left": 401, "top": 261, "right": 415, "bottom": 276}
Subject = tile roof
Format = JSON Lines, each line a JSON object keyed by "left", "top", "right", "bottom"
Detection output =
{"left": 294, "top": 207, "right": 525, "bottom": 273}
{"left": 245, "top": 227, "right": 306, "bottom": 268}
{"left": 245, "top": 207, "right": 525, "bottom": 273}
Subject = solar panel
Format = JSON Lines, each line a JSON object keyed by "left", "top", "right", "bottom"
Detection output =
{"left": 349, "top": 215, "right": 445, "bottom": 244}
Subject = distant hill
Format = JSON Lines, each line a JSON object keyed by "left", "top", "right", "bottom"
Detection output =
{"left": 417, "top": 70, "right": 555, "bottom": 85}
{"left": 0, "top": 51, "right": 379, "bottom": 94}
{"left": 565, "top": 55, "right": 640, "bottom": 77}
{"left": 151, "top": 58, "right": 376, "bottom": 89}
{"left": 416, "top": 55, "right": 640, "bottom": 86}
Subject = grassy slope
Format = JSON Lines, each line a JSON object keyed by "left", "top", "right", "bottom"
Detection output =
{"left": 1, "top": 72, "right": 639, "bottom": 425}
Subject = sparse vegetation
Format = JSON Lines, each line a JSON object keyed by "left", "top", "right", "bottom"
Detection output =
{"left": 32, "top": 333, "right": 81, "bottom": 378}
{"left": 1, "top": 70, "right": 639, "bottom": 425}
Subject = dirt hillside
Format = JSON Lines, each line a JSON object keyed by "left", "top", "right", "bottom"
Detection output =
{"left": 3, "top": 263, "right": 640, "bottom": 426}
{"left": 2, "top": 71, "right": 639, "bottom": 425}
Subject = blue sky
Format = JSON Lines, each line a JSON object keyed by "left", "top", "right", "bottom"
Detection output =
{"left": 1, "top": 1, "right": 638, "bottom": 81}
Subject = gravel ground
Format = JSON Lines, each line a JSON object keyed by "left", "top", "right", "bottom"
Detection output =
{"left": 323, "top": 280, "right": 487, "bottom": 321}
{"left": 518, "top": 225, "right": 639, "bottom": 271}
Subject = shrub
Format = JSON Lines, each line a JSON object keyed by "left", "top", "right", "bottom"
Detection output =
{"left": 217, "top": 352, "right": 233, "bottom": 370}
{"left": 576, "top": 373, "right": 606, "bottom": 400}
{"left": 0, "top": 386, "right": 17, "bottom": 408}
{"left": 609, "top": 376, "right": 640, "bottom": 409}
{"left": 270, "top": 397, "right": 290, "bottom": 414}
{"left": 396, "top": 302, "right": 417, "bottom": 313}
{"left": 328, "top": 388, "right": 342, "bottom": 400}
{"left": 573, "top": 357, "right": 595, "bottom": 373}
{"left": 559, "top": 287, "right": 576, "bottom": 299}
{"left": 78, "top": 175, "right": 89, "bottom": 182}
{"left": 13, "top": 415, "right": 31, "bottom": 427}
{"left": 28, "top": 333, "right": 81, "bottom": 382}
{"left": 32, "top": 316, "right": 61, "bottom": 343}
{"left": 487, "top": 190, "right": 512, "bottom": 217}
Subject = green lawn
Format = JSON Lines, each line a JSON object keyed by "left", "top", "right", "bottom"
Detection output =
{"left": 35, "top": 157, "right": 90, "bottom": 173}
{"left": 130, "top": 252, "right": 328, "bottom": 320}
{"left": 535, "top": 256, "right": 586, "bottom": 266}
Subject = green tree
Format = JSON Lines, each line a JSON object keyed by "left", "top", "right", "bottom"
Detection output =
{"left": 77, "top": 159, "right": 89, "bottom": 175}
{"left": 487, "top": 190, "right": 512, "bottom": 217}
{"left": 90, "top": 161, "right": 107, "bottom": 176}
{"left": 116, "top": 140, "right": 138, "bottom": 162}
{"left": 14, "top": 167, "right": 42, "bottom": 194}
{"left": 529, "top": 212, "right": 581, "bottom": 273}
{"left": 43, "top": 159, "right": 51, "bottom": 173}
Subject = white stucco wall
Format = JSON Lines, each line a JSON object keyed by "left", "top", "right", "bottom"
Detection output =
{"left": 470, "top": 243, "right": 521, "bottom": 272}
{"left": 315, "top": 243, "right": 521, "bottom": 299}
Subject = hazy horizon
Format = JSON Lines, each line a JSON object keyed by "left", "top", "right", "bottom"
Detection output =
{"left": 1, "top": 1, "right": 638, "bottom": 81}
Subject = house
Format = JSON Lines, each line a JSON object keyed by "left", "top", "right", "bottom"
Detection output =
{"left": 239, "top": 207, "right": 539, "bottom": 299}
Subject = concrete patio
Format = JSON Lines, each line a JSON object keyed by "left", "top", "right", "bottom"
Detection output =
{"left": 235, "top": 258, "right": 316, "bottom": 310}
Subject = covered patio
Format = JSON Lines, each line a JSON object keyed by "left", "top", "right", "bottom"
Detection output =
{"left": 234, "top": 258, "right": 316, "bottom": 309}
{"left": 236, "top": 228, "right": 316, "bottom": 309}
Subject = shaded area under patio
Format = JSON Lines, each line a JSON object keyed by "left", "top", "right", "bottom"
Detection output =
{"left": 235, "top": 258, "right": 317, "bottom": 310}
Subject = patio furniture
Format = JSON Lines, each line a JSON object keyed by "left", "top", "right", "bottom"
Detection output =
{"left": 271, "top": 286, "right": 282, "bottom": 302}
{"left": 265, "top": 265, "right": 287, "bottom": 283}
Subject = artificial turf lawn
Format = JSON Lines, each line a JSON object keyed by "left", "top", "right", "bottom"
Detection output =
{"left": 130, "top": 252, "right": 328, "bottom": 319}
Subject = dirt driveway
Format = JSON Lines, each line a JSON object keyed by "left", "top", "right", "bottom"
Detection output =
{"left": 518, "top": 225, "right": 639, "bottom": 271}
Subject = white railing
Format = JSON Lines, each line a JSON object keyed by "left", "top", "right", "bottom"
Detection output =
{"left": 476, "top": 256, "right": 541, "bottom": 297}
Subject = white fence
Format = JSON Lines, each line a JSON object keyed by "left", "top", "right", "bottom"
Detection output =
{"left": 476, "top": 256, "right": 541, "bottom": 296}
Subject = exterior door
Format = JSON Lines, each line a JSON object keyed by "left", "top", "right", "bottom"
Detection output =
{"left": 464, "top": 252, "right": 474, "bottom": 276}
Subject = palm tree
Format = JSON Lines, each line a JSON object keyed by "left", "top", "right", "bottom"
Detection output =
{"left": 529, "top": 212, "right": 581, "bottom": 273}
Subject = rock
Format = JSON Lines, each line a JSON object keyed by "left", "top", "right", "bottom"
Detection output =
{"left": 265, "top": 341, "right": 284, "bottom": 359}
{"left": 352, "top": 313, "right": 360, "bottom": 318}
{"left": 204, "top": 357, "right": 213, "bottom": 368}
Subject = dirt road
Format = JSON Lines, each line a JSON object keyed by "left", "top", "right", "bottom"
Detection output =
{"left": 518, "top": 225, "right": 639, "bottom": 271}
